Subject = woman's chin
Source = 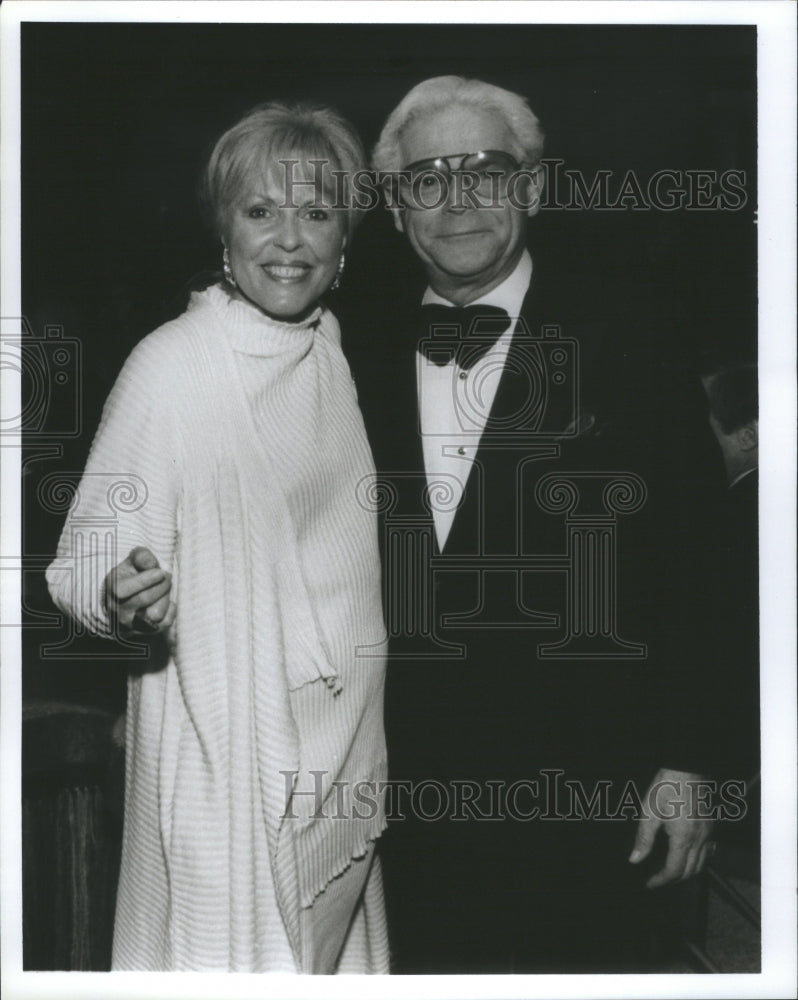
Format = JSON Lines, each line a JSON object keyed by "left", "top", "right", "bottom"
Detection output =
{"left": 233, "top": 285, "right": 322, "bottom": 324}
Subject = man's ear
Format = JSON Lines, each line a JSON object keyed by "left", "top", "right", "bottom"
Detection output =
{"left": 390, "top": 203, "right": 406, "bottom": 234}
{"left": 736, "top": 420, "right": 758, "bottom": 452}
{"left": 525, "top": 164, "right": 546, "bottom": 218}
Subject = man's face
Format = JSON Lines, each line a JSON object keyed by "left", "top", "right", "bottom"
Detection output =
{"left": 392, "top": 104, "right": 542, "bottom": 302}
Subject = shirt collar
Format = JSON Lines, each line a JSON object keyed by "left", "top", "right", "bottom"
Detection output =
{"left": 422, "top": 249, "right": 532, "bottom": 320}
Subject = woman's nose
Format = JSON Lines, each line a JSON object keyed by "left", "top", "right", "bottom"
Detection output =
{"left": 274, "top": 213, "right": 303, "bottom": 251}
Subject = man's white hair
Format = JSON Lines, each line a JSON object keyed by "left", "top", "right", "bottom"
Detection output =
{"left": 372, "top": 75, "right": 544, "bottom": 174}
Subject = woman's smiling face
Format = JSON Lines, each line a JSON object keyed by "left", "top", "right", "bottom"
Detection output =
{"left": 224, "top": 159, "right": 346, "bottom": 322}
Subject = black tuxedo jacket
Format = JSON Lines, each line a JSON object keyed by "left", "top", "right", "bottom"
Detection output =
{"left": 347, "top": 262, "right": 729, "bottom": 794}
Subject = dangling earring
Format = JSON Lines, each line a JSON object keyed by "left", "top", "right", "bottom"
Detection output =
{"left": 223, "top": 246, "right": 237, "bottom": 288}
{"left": 329, "top": 251, "right": 346, "bottom": 292}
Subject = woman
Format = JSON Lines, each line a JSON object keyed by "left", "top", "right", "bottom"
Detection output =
{"left": 46, "top": 102, "right": 389, "bottom": 973}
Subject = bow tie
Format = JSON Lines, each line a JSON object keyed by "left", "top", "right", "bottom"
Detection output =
{"left": 418, "top": 303, "right": 512, "bottom": 370}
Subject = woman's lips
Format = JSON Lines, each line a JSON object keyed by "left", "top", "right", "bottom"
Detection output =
{"left": 261, "top": 263, "right": 311, "bottom": 281}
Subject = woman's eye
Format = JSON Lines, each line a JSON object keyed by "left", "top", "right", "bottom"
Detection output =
{"left": 306, "top": 208, "right": 329, "bottom": 222}
{"left": 248, "top": 206, "right": 270, "bottom": 220}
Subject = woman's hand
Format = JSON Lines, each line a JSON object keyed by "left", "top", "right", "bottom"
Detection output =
{"left": 104, "top": 546, "right": 177, "bottom": 635}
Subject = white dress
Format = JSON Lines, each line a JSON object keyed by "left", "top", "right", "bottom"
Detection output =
{"left": 47, "top": 285, "right": 390, "bottom": 972}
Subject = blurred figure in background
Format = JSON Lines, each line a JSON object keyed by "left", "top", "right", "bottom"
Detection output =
{"left": 704, "top": 361, "right": 759, "bottom": 862}
{"left": 705, "top": 363, "right": 758, "bottom": 493}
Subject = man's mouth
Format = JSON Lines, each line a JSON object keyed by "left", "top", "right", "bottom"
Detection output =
{"left": 261, "top": 263, "right": 312, "bottom": 281}
{"left": 437, "top": 230, "right": 488, "bottom": 240}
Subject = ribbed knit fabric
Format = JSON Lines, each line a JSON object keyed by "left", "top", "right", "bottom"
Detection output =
{"left": 46, "top": 284, "right": 389, "bottom": 972}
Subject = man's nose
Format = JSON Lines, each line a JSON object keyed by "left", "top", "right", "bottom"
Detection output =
{"left": 274, "top": 213, "right": 303, "bottom": 251}
{"left": 443, "top": 171, "right": 469, "bottom": 214}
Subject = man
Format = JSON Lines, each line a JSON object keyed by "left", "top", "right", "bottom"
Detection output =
{"left": 347, "top": 76, "right": 728, "bottom": 973}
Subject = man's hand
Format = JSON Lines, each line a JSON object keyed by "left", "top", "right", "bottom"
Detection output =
{"left": 629, "top": 767, "right": 715, "bottom": 889}
{"left": 104, "top": 546, "right": 176, "bottom": 635}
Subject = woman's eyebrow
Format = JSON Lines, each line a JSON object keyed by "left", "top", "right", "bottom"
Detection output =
{"left": 244, "top": 191, "right": 279, "bottom": 206}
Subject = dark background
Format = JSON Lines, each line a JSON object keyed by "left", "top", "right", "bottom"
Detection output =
{"left": 20, "top": 22, "right": 756, "bottom": 707}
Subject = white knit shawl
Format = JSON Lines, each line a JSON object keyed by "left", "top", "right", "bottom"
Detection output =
{"left": 47, "top": 285, "right": 388, "bottom": 971}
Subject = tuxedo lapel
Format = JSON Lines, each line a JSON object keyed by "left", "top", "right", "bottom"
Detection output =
{"left": 486, "top": 276, "right": 545, "bottom": 432}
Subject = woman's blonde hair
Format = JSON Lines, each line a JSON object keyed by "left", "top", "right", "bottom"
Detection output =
{"left": 200, "top": 100, "right": 368, "bottom": 240}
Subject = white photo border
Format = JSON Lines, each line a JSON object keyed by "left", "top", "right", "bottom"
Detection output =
{"left": 1, "top": 3, "right": 795, "bottom": 999}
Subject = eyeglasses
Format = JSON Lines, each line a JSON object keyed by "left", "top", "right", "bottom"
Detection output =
{"left": 395, "top": 149, "right": 523, "bottom": 209}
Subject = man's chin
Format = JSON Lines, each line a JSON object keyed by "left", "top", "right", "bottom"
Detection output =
{"left": 431, "top": 253, "right": 503, "bottom": 279}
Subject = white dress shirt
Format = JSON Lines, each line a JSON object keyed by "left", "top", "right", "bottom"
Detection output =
{"left": 418, "top": 250, "right": 533, "bottom": 550}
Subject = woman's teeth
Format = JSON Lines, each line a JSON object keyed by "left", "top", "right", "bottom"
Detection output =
{"left": 263, "top": 264, "right": 309, "bottom": 280}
